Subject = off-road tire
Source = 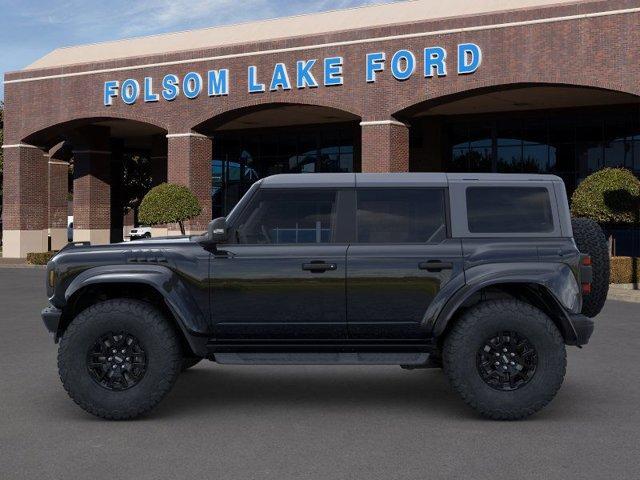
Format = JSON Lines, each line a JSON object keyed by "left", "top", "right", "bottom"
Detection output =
{"left": 58, "top": 299, "right": 182, "bottom": 420}
{"left": 571, "top": 217, "right": 609, "bottom": 317}
{"left": 443, "top": 299, "right": 566, "bottom": 420}
{"left": 181, "top": 356, "right": 202, "bottom": 371}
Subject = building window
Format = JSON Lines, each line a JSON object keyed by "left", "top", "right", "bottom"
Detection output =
{"left": 212, "top": 123, "right": 358, "bottom": 218}
{"left": 439, "top": 105, "right": 640, "bottom": 195}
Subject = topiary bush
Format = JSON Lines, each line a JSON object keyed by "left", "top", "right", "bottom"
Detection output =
{"left": 571, "top": 168, "right": 640, "bottom": 224}
{"left": 138, "top": 183, "right": 202, "bottom": 235}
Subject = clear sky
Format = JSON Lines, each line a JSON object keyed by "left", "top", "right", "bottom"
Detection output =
{"left": 0, "top": 0, "right": 398, "bottom": 100}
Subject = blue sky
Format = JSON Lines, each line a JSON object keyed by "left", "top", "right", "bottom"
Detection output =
{"left": 0, "top": 0, "right": 399, "bottom": 100}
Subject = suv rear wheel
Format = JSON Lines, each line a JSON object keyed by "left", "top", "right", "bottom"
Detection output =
{"left": 58, "top": 299, "right": 182, "bottom": 420}
{"left": 443, "top": 299, "right": 566, "bottom": 420}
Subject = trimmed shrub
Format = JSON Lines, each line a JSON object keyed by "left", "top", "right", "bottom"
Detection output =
{"left": 139, "top": 183, "right": 202, "bottom": 235}
{"left": 27, "top": 251, "right": 56, "bottom": 265}
{"left": 610, "top": 256, "right": 640, "bottom": 284}
{"left": 571, "top": 168, "right": 640, "bottom": 224}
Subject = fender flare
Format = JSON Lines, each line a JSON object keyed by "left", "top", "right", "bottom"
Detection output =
{"left": 64, "top": 264, "right": 210, "bottom": 355}
{"left": 427, "top": 263, "right": 582, "bottom": 344}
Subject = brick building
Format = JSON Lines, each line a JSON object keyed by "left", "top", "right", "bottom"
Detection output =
{"left": 2, "top": 0, "right": 640, "bottom": 257}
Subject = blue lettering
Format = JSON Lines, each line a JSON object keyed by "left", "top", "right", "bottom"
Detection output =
{"left": 144, "top": 77, "right": 159, "bottom": 102}
{"left": 121, "top": 79, "right": 140, "bottom": 105}
{"left": 366, "top": 52, "right": 385, "bottom": 83}
{"left": 103, "top": 80, "right": 119, "bottom": 106}
{"left": 458, "top": 43, "right": 482, "bottom": 74}
{"left": 324, "top": 57, "right": 343, "bottom": 86}
{"left": 248, "top": 66, "right": 265, "bottom": 93}
{"left": 424, "top": 47, "right": 447, "bottom": 77}
{"left": 270, "top": 63, "right": 292, "bottom": 91}
{"left": 162, "top": 74, "right": 180, "bottom": 101}
{"left": 296, "top": 60, "right": 318, "bottom": 89}
{"left": 207, "top": 69, "right": 229, "bottom": 96}
{"left": 183, "top": 72, "right": 203, "bottom": 99}
{"left": 391, "top": 50, "right": 416, "bottom": 81}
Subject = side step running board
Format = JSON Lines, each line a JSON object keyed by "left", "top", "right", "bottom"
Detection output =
{"left": 214, "top": 352, "right": 430, "bottom": 366}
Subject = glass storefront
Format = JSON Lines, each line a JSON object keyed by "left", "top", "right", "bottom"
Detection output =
{"left": 414, "top": 104, "right": 640, "bottom": 194}
{"left": 211, "top": 122, "right": 359, "bottom": 217}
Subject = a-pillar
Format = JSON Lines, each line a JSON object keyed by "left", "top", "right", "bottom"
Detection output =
{"left": 1, "top": 143, "right": 49, "bottom": 257}
{"left": 71, "top": 126, "right": 112, "bottom": 245}
{"left": 48, "top": 143, "right": 70, "bottom": 251}
{"left": 166, "top": 132, "right": 212, "bottom": 235}
{"left": 360, "top": 120, "right": 410, "bottom": 173}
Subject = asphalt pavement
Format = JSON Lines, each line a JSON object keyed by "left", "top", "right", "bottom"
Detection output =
{"left": 1, "top": 268, "right": 639, "bottom": 480}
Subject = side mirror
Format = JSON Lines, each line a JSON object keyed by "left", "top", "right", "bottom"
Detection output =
{"left": 207, "top": 217, "right": 228, "bottom": 244}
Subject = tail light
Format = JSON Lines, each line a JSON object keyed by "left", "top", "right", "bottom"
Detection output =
{"left": 580, "top": 255, "right": 592, "bottom": 295}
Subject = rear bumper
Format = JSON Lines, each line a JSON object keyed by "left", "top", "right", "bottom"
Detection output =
{"left": 41, "top": 305, "right": 62, "bottom": 335}
{"left": 567, "top": 313, "right": 594, "bottom": 346}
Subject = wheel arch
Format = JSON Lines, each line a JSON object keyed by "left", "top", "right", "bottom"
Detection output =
{"left": 432, "top": 281, "right": 579, "bottom": 346}
{"left": 59, "top": 269, "right": 209, "bottom": 356}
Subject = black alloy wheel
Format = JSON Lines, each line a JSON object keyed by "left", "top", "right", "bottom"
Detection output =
{"left": 476, "top": 331, "right": 537, "bottom": 391}
{"left": 87, "top": 332, "right": 147, "bottom": 391}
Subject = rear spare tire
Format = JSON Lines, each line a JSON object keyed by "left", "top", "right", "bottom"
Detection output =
{"left": 571, "top": 217, "right": 609, "bottom": 317}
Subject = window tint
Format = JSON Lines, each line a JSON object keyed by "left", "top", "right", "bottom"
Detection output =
{"left": 236, "top": 189, "right": 337, "bottom": 244}
{"left": 466, "top": 187, "right": 554, "bottom": 233}
{"left": 357, "top": 189, "right": 447, "bottom": 243}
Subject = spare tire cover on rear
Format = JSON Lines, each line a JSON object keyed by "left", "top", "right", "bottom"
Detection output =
{"left": 571, "top": 217, "right": 610, "bottom": 318}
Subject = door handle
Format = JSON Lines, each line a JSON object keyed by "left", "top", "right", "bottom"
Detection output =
{"left": 418, "top": 261, "right": 453, "bottom": 272}
{"left": 302, "top": 262, "right": 337, "bottom": 273}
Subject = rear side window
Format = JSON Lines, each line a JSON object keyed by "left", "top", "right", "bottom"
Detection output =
{"left": 466, "top": 187, "right": 554, "bottom": 233}
{"left": 357, "top": 188, "right": 447, "bottom": 243}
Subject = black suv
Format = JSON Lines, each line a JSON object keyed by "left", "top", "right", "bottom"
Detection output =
{"left": 42, "top": 173, "right": 609, "bottom": 420}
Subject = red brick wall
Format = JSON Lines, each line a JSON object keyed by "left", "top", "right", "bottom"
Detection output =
{"left": 2, "top": 146, "right": 48, "bottom": 230}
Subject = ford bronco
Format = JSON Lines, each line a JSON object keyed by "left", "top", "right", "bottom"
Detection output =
{"left": 42, "top": 173, "right": 609, "bottom": 420}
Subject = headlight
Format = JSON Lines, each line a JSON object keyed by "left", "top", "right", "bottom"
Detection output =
{"left": 48, "top": 269, "right": 56, "bottom": 288}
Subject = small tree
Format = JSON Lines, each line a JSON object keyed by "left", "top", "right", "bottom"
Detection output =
{"left": 571, "top": 168, "right": 640, "bottom": 224}
{"left": 138, "top": 183, "right": 202, "bottom": 235}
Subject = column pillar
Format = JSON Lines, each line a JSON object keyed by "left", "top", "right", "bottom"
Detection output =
{"left": 71, "top": 126, "right": 112, "bottom": 245}
{"left": 150, "top": 134, "right": 169, "bottom": 238}
{"left": 166, "top": 132, "right": 212, "bottom": 235}
{"left": 151, "top": 134, "right": 168, "bottom": 186}
{"left": 48, "top": 144, "right": 70, "bottom": 251}
{"left": 1, "top": 143, "right": 49, "bottom": 257}
{"left": 360, "top": 120, "right": 410, "bottom": 173}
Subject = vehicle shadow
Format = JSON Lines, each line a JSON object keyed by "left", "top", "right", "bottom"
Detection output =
{"left": 156, "top": 364, "right": 473, "bottom": 419}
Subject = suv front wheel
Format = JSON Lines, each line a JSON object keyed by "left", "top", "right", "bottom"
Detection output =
{"left": 57, "top": 299, "right": 183, "bottom": 419}
{"left": 443, "top": 299, "right": 566, "bottom": 420}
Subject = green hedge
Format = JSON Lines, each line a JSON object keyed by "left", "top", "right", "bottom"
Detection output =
{"left": 26, "top": 251, "right": 57, "bottom": 265}
{"left": 610, "top": 256, "right": 640, "bottom": 284}
{"left": 571, "top": 168, "right": 640, "bottom": 224}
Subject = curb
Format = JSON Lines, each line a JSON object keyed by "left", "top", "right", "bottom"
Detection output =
{"left": 607, "top": 285, "right": 640, "bottom": 303}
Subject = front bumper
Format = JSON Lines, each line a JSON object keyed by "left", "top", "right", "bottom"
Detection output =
{"left": 41, "top": 305, "right": 62, "bottom": 335}
{"left": 567, "top": 313, "right": 595, "bottom": 346}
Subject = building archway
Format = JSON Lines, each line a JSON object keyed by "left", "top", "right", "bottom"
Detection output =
{"left": 394, "top": 84, "right": 640, "bottom": 194}
{"left": 192, "top": 103, "right": 361, "bottom": 218}
{"left": 8, "top": 118, "right": 167, "bottom": 254}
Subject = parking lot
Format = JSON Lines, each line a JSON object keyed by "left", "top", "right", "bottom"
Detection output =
{"left": 1, "top": 268, "right": 639, "bottom": 480}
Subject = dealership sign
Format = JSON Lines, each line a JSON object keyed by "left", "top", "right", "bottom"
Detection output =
{"left": 103, "top": 43, "right": 482, "bottom": 106}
